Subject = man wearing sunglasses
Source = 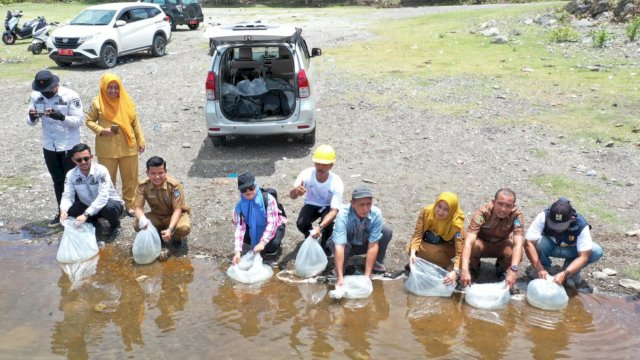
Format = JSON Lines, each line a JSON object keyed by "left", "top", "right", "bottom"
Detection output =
{"left": 26, "top": 70, "right": 84, "bottom": 228}
{"left": 59, "top": 143, "right": 125, "bottom": 240}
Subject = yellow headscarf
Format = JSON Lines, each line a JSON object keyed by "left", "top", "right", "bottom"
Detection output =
{"left": 98, "top": 73, "right": 136, "bottom": 146}
{"left": 422, "top": 192, "right": 465, "bottom": 241}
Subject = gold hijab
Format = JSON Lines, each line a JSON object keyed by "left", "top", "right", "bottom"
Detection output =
{"left": 98, "top": 73, "right": 136, "bottom": 146}
{"left": 422, "top": 192, "right": 465, "bottom": 241}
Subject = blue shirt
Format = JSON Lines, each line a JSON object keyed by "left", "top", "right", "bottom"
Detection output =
{"left": 331, "top": 204, "right": 383, "bottom": 246}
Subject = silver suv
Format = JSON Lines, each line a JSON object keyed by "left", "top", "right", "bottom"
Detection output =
{"left": 204, "top": 23, "right": 321, "bottom": 146}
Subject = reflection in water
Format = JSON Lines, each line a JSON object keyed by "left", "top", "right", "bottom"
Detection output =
{"left": 2, "top": 236, "right": 640, "bottom": 359}
{"left": 50, "top": 246, "right": 193, "bottom": 359}
{"left": 407, "top": 296, "right": 463, "bottom": 358}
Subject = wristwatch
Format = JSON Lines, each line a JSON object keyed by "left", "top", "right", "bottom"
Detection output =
{"left": 509, "top": 264, "right": 519, "bottom": 272}
{"left": 83, "top": 211, "right": 91, "bottom": 218}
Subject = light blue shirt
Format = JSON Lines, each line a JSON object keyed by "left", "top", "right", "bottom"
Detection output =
{"left": 331, "top": 204, "right": 383, "bottom": 246}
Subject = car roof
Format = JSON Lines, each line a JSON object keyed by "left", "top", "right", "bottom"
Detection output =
{"left": 87, "top": 2, "right": 158, "bottom": 10}
{"left": 205, "top": 22, "right": 301, "bottom": 44}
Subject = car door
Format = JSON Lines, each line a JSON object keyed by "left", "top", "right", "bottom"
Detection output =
{"left": 115, "top": 10, "right": 136, "bottom": 52}
{"left": 128, "top": 8, "right": 153, "bottom": 50}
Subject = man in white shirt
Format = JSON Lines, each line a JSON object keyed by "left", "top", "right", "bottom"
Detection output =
{"left": 60, "top": 143, "right": 125, "bottom": 240}
{"left": 27, "top": 70, "right": 84, "bottom": 227}
{"left": 524, "top": 198, "right": 604, "bottom": 293}
{"left": 289, "top": 144, "right": 344, "bottom": 252}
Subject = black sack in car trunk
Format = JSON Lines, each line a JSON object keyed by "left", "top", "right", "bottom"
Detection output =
{"left": 221, "top": 93, "right": 264, "bottom": 119}
{"left": 262, "top": 89, "right": 291, "bottom": 117}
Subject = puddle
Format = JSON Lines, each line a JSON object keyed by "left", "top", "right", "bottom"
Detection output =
{"left": 0, "top": 228, "right": 639, "bottom": 359}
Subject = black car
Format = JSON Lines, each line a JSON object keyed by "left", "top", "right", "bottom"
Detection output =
{"left": 140, "top": 0, "right": 203, "bottom": 30}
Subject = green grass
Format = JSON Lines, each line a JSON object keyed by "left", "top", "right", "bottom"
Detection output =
{"left": 0, "top": 2, "right": 87, "bottom": 81}
{"left": 0, "top": 176, "right": 32, "bottom": 192}
{"left": 532, "top": 174, "right": 620, "bottom": 227}
{"left": 324, "top": 2, "right": 639, "bottom": 146}
{"left": 622, "top": 265, "right": 640, "bottom": 280}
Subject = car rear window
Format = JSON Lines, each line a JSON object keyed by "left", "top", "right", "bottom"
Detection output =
{"left": 232, "top": 47, "right": 281, "bottom": 61}
{"left": 147, "top": 8, "right": 161, "bottom": 17}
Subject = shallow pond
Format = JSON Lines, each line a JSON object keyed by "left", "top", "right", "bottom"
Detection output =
{"left": 1, "top": 230, "right": 639, "bottom": 359}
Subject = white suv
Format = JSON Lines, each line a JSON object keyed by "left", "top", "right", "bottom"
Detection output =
{"left": 47, "top": 2, "right": 171, "bottom": 68}
{"left": 204, "top": 22, "right": 322, "bottom": 146}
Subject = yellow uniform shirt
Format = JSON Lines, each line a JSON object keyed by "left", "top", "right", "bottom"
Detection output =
{"left": 85, "top": 97, "right": 145, "bottom": 158}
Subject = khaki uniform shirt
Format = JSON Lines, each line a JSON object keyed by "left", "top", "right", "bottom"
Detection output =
{"left": 85, "top": 97, "right": 145, "bottom": 158}
{"left": 467, "top": 203, "right": 525, "bottom": 243}
{"left": 134, "top": 176, "right": 190, "bottom": 217}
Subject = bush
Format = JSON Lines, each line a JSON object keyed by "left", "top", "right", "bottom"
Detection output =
{"left": 627, "top": 17, "right": 640, "bottom": 42}
{"left": 549, "top": 26, "right": 580, "bottom": 42}
{"left": 591, "top": 27, "right": 612, "bottom": 48}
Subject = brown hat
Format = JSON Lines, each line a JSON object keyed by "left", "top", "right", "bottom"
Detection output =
{"left": 32, "top": 70, "right": 60, "bottom": 93}
{"left": 546, "top": 198, "right": 573, "bottom": 232}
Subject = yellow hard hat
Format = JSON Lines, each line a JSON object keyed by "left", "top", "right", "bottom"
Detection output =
{"left": 312, "top": 144, "right": 336, "bottom": 164}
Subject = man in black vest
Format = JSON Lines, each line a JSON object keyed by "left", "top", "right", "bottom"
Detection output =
{"left": 524, "top": 198, "right": 604, "bottom": 293}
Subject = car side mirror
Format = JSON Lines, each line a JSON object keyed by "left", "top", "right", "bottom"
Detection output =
{"left": 311, "top": 48, "right": 322, "bottom": 57}
{"left": 115, "top": 20, "right": 126, "bottom": 27}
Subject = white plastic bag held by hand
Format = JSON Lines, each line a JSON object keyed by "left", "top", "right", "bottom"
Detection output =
{"left": 132, "top": 222, "right": 162, "bottom": 265}
{"left": 57, "top": 218, "right": 99, "bottom": 264}
{"left": 227, "top": 252, "right": 274, "bottom": 284}
{"left": 295, "top": 236, "right": 328, "bottom": 278}
{"left": 465, "top": 281, "right": 511, "bottom": 310}
{"left": 405, "top": 258, "right": 456, "bottom": 297}
{"left": 526, "top": 277, "right": 569, "bottom": 310}
{"left": 329, "top": 275, "right": 373, "bottom": 299}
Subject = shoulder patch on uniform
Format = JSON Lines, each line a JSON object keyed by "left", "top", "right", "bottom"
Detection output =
{"left": 454, "top": 232, "right": 462, "bottom": 239}
{"left": 99, "top": 175, "right": 106, "bottom": 183}
{"left": 475, "top": 214, "right": 485, "bottom": 225}
{"left": 72, "top": 98, "right": 81, "bottom": 108}
{"left": 514, "top": 218, "right": 522, "bottom": 227}
{"left": 173, "top": 189, "right": 181, "bottom": 198}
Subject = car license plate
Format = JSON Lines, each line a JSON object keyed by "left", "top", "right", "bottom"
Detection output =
{"left": 189, "top": 20, "right": 198, "bottom": 25}
{"left": 59, "top": 49, "right": 73, "bottom": 56}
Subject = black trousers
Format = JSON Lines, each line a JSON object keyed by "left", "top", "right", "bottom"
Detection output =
{"left": 67, "top": 199, "right": 124, "bottom": 227}
{"left": 43, "top": 148, "right": 75, "bottom": 209}
{"left": 243, "top": 224, "right": 285, "bottom": 254}
{"left": 296, "top": 204, "right": 334, "bottom": 246}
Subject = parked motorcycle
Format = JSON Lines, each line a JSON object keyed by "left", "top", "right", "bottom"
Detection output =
{"left": 3, "top": 10, "right": 47, "bottom": 45}
{"left": 28, "top": 21, "right": 58, "bottom": 54}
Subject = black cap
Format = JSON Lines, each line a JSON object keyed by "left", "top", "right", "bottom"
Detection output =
{"left": 237, "top": 172, "right": 256, "bottom": 192}
{"left": 546, "top": 198, "right": 573, "bottom": 232}
{"left": 32, "top": 70, "right": 60, "bottom": 93}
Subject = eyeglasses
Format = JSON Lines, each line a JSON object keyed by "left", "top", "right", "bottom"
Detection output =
{"left": 74, "top": 156, "right": 91, "bottom": 163}
{"left": 241, "top": 185, "right": 256, "bottom": 193}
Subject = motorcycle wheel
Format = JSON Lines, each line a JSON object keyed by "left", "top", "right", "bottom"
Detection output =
{"left": 2, "top": 33, "right": 16, "bottom": 45}
{"left": 31, "top": 43, "right": 43, "bottom": 55}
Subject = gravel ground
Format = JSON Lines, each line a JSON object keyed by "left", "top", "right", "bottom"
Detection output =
{"left": 0, "top": 4, "right": 638, "bottom": 296}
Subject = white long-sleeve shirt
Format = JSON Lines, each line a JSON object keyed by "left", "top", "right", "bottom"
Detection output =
{"left": 26, "top": 86, "right": 84, "bottom": 152}
{"left": 60, "top": 163, "right": 123, "bottom": 216}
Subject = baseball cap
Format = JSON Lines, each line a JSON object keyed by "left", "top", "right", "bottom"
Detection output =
{"left": 546, "top": 198, "right": 573, "bottom": 232}
{"left": 351, "top": 184, "right": 373, "bottom": 199}
{"left": 32, "top": 70, "right": 60, "bottom": 93}
{"left": 237, "top": 172, "right": 256, "bottom": 192}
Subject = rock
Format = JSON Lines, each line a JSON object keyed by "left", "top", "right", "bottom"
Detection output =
{"left": 595, "top": 11, "right": 612, "bottom": 21}
{"left": 619, "top": 279, "right": 640, "bottom": 291}
{"left": 482, "top": 27, "right": 500, "bottom": 37}
{"left": 592, "top": 0, "right": 611, "bottom": 16}
{"left": 586, "top": 170, "right": 597, "bottom": 176}
{"left": 522, "top": 67, "right": 534, "bottom": 73}
{"left": 605, "top": 141, "right": 614, "bottom": 148}
{"left": 535, "top": 14, "right": 557, "bottom": 27}
{"left": 614, "top": 0, "right": 635, "bottom": 17}
{"left": 574, "top": 19, "right": 593, "bottom": 28}
{"left": 510, "top": 29, "right": 522, "bottom": 36}
{"left": 480, "top": 20, "right": 498, "bottom": 29}
{"left": 626, "top": 228, "right": 640, "bottom": 236}
{"left": 182, "top": 143, "right": 191, "bottom": 148}
{"left": 602, "top": 268, "right": 617, "bottom": 276}
{"left": 524, "top": 19, "right": 534, "bottom": 25}
{"left": 492, "top": 35, "right": 508, "bottom": 44}
{"left": 593, "top": 271, "right": 609, "bottom": 280}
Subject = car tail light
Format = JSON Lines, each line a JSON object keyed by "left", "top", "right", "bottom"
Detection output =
{"left": 206, "top": 71, "right": 216, "bottom": 100}
{"left": 297, "top": 69, "right": 310, "bottom": 98}
{"left": 164, "top": 16, "right": 170, "bottom": 22}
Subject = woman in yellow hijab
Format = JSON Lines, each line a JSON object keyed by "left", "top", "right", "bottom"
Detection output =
{"left": 407, "top": 192, "right": 465, "bottom": 285}
{"left": 86, "top": 73, "right": 145, "bottom": 215}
